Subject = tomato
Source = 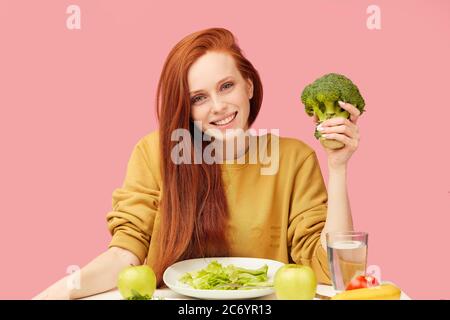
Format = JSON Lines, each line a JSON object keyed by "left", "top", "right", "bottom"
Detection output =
{"left": 365, "top": 276, "right": 380, "bottom": 287}
{"left": 345, "top": 275, "right": 379, "bottom": 291}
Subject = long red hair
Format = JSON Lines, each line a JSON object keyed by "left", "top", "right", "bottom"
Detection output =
{"left": 153, "top": 27, "right": 263, "bottom": 286}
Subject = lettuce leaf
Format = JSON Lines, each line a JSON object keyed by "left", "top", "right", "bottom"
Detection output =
{"left": 179, "top": 260, "right": 273, "bottom": 290}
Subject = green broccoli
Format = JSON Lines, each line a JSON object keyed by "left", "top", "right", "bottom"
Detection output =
{"left": 301, "top": 73, "right": 366, "bottom": 149}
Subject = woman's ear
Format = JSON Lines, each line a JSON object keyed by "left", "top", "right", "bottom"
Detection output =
{"left": 247, "top": 78, "right": 254, "bottom": 99}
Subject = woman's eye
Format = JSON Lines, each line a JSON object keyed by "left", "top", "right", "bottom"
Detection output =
{"left": 221, "top": 82, "right": 234, "bottom": 90}
{"left": 191, "top": 95, "right": 205, "bottom": 104}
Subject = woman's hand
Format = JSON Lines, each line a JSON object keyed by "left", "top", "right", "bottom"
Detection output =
{"left": 313, "top": 101, "right": 361, "bottom": 169}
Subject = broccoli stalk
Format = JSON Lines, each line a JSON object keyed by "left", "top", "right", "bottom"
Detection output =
{"left": 301, "top": 73, "right": 365, "bottom": 149}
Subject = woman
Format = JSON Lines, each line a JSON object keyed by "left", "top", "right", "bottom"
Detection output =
{"left": 34, "top": 27, "right": 361, "bottom": 299}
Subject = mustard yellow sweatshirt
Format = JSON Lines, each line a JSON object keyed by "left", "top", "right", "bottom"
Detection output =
{"left": 106, "top": 131, "right": 332, "bottom": 285}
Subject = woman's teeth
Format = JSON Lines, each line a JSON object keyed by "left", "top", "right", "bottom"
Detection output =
{"left": 213, "top": 112, "right": 237, "bottom": 126}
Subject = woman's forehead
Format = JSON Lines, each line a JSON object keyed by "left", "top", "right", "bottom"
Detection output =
{"left": 188, "top": 52, "right": 240, "bottom": 90}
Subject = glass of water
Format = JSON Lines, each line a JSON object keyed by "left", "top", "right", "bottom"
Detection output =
{"left": 326, "top": 231, "right": 368, "bottom": 292}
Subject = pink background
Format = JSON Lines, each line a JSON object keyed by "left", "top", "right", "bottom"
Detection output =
{"left": 0, "top": 0, "right": 448, "bottom": 299}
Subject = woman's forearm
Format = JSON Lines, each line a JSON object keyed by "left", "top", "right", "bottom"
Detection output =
{"left": 33, "top": 247, "right": 140, "bottom": 300}
{"left": 320, "top": 164, "right": 354, "bottom": 250}
{"left": 69, "top": 247, "right": 140, "bottom": 299}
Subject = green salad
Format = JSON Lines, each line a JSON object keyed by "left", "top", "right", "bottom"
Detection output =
{"left": 179, "top": 260, "right": 273, "bottom": 290}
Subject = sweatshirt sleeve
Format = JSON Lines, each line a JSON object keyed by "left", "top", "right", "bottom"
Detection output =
{"left": 106, "top": 137, "right": 160, "bottom": 264}
{"left": 287, "top": 151, "right": 332, "bottom": 285}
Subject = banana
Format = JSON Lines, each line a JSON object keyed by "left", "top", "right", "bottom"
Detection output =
{"left": 331, "top": 284, "right": 401, "bottom": 300}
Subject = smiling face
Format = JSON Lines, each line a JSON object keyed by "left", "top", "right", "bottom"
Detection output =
{"left": 188, "top": 51, "right": 254, "bottom": 140}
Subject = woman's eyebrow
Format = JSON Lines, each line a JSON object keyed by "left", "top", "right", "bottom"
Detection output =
{"left": 189, "top": 76, "right": 233, "bottom": 95}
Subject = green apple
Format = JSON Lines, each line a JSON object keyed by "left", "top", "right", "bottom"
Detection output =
{"left": 274, "top": 264, "right": 317, "bottom": 300}
{"left": 117, "top": 265, "right": 156, "bottom": 300}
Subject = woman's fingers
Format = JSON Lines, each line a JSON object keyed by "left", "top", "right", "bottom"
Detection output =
{"left": 318, "top": 117, "right": 358, "bottom": 135}
{"left": 313, "top": 102, "right": 361, "bottom": 144}
{"left": 319, "top": 116, "right": 352, "bottom": 127}
{"left": 318, "top": 124, "right": 358, "bottom": 139}
{"left": 338, "top": 101, "right": 361, "bottom": 124}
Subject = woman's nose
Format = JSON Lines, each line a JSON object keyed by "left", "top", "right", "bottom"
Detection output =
{"left": 210, "top": 95, "right": 227, "bottom": 113}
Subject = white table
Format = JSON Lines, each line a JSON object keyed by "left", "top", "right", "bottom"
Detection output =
{"left": 81, "top": 284, "right": 411, "bottom": 300}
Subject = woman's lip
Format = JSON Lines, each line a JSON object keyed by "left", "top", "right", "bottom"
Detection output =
{"left": 210, "top": 112, "right": 237, "bottom": 124}
{"left": 210, "top": 111, "right": 238, "bottom": 129}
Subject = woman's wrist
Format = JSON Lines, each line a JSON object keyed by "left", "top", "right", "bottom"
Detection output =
{"left": 328, "top": 162, "right": 347, "bottom": 174}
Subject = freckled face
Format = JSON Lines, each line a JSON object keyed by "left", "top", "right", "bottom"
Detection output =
{"left": 188, "top": 51, "right": 253, "bottom": 139}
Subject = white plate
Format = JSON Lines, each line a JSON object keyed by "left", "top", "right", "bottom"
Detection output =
{"left": 163, "top": 257, "right": 285, "bottom": 300}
